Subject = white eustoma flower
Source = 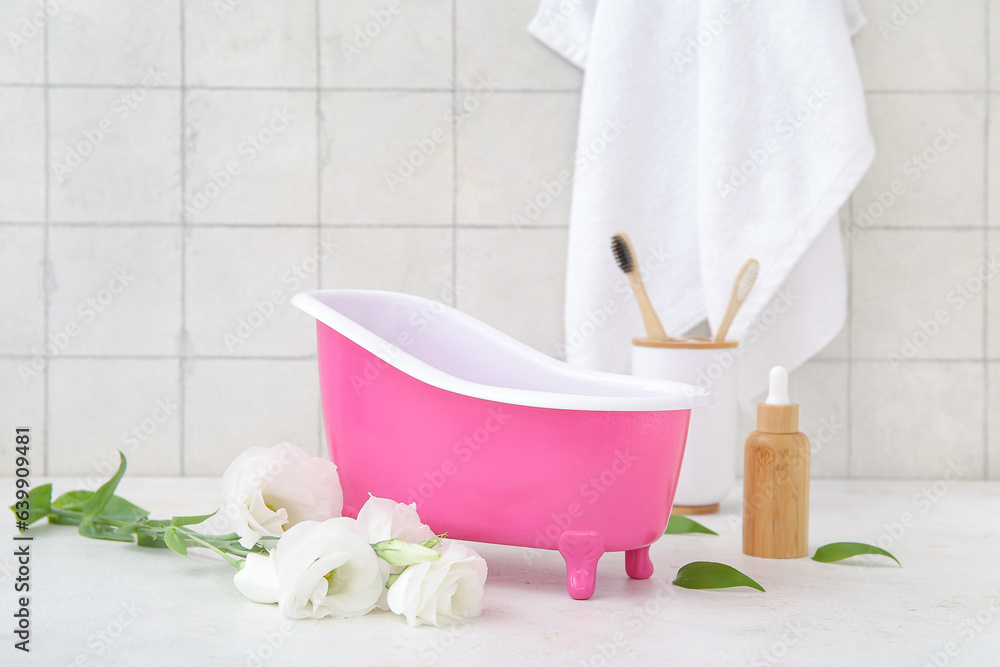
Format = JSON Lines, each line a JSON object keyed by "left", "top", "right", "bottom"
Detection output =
{"left": 234, "top": 552, "right": 279, "bottom": 604}
{"left": 272, "top": 518, "right": 384, "bottom": 619}
{"left": 357, "top": 495, "right": 435, "bottom": 544}
{"left": 387, "top": 541, "right": 487, "bottom": 627}
{"left": 222, "top": 442, "right": 343, "bottom": 549}
{"left": 357, "top": 495, "right": 438, "bottom": 611}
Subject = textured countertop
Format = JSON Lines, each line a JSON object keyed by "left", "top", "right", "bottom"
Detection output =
{"left": 2, "top": 478, "right": 998, "bottom": 666}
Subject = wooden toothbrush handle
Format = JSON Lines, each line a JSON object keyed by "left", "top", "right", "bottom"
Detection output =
{"left": 714, "top": 300, "right": 740, "bottom": 343}
{"left": 628, "top": 274, "right": 667, "bottom": 341}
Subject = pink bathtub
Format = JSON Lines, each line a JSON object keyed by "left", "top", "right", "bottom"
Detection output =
{"left": 292, "top": 290, "right": 712, "bottom": 599}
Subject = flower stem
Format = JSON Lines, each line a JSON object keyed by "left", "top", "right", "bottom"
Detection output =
{"left": 174, "top": 527, "right": 243, "bottom": 569}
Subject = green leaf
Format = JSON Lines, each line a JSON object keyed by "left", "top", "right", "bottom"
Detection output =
{"left": 48, "top": 512, "right": 83, "bottom": 526}
{"left": 163, "top": 527, "right": 188, "bottom": 557}
{"left": 9, "top": 483, "right": 52, "bottom": 528}
{"left": 112, "top": 523, "right": 138, "bottom": 536}
{"left": 78, "top": 517, "right": 134, "bottom": 542}
{"left": 102, "top": 496, "right": 149, "bottom": 524}
{"left": 811, "top": 542, "right": 900, "bottom": 566}
{"left": 170, "top": 510, "right": 218, "bottom": 527}
{"left": 372, "top": 539, "right": 441, "bottom": 567}
{"left": 81, "top": 452, "right": 127, "bottom": 516}
{"left": 672, "top": 561, "right": 765, "bottom": 592}
{"left": 52, "top": 489, "right": 94, "bottom": 511}
{"left": 665, "top": 515, "right": 718, "bottom": 535}
{"left": 136, "top": 529, "right": 167, "bottom": 549}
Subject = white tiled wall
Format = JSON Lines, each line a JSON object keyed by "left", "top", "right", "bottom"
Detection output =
{"left": 0, "top": 0, "right": 995, "bottom": 479}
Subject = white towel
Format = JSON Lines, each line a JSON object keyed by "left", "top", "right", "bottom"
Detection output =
{"left": 530, "top": 0, "right": 874, "bottom": 404}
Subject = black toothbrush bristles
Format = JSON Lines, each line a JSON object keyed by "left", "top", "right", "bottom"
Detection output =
{"left": 611, "top": 234, "right": 634, "bottom": 274}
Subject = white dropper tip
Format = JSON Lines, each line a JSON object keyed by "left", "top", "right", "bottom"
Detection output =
{"left": 765, "top": 366, "right": 790, "bottom": 405}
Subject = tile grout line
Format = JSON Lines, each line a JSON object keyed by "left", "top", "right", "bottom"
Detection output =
{"left": 451, "top": 0, "right": 458, "bottom": 307}
{"left": 984, "top": 2, "right": 991, "bottom": 480}
{"left": 864, "top": 89, "right": 995, "bottom": 96}
{"left": 179, "top": 1, "right": 187, "bottom": 476}
{"left": 42, "top": 9, "right": 51, "bottom": 476}
{"left": 3, "top": 82, "right": 994, "bottom": 95}
{"left": 315, "top": 0, "right": 324, "bottom": 455}
{"left": 846, "top": 194, "right": 853, "bottom": 479}
{"left": 7, "top": 220, "right": 998, "bottom": 231}
{"left": 0, "top": 82, "right": 582, "bottom": 94}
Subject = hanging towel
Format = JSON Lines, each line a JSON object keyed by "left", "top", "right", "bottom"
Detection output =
{"left": 529, "top": 0, "right": 874, "bottom": 405}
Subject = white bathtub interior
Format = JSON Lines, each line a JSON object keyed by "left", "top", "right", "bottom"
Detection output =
{"left": 294, "top": 290, "right": 710, "bottom": 407}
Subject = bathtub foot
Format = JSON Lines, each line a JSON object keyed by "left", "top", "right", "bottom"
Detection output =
{"left": 557, "top": 531, "right": 605, "bottom": 600}
{"left": 625, "top": 546, "right": 654, "bottom": 580}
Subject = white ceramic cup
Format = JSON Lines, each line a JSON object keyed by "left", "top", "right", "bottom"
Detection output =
{"left": 631, "top": 337, "right": 739, "bottom": 513}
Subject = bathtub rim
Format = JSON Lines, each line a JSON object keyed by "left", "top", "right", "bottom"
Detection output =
{"left": 293, "top": 289, "right": 713, "bottom": 412}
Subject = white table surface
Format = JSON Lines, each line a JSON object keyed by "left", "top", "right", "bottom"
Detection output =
{"left": 2, "top": 477, "right": 998, "bottom": 667}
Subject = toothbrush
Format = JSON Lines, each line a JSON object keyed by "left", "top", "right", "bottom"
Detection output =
{"left": 713, "top": 258, "right": 760, "bottom": 343}
{"left": 611, "top": 232, "right": 667, "bottom": 341}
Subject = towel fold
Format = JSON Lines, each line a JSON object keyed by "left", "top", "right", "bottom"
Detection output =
{"left": 530, "top": 0, "right": 874, "bottom": 404}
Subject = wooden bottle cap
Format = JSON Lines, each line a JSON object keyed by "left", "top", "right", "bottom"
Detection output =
{"left": 756, "top": 402, "right": 799, "bottom": 434}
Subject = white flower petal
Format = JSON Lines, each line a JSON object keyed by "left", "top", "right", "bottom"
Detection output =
{"left": 387, "top": 542, "right": 487, "bottom": 627}
{"left": 358, "top": 496, "right": 435, "bottom": 544}
{"left": 221, "top": 442, "right": 344, "bottom": 549}
{"left": 234, "top": 553, "right": 280, "bottom": 604}
{"left": 272, "top": 518, "right": 383, "bottom": 620}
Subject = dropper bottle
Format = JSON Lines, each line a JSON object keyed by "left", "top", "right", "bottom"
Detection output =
{"left": 742, "top": 366, "right": 810, "bottom": 558}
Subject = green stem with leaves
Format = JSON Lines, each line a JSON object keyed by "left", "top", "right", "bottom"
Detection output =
{"left": 10, "top": 452, "right": 266, "bottom": 567}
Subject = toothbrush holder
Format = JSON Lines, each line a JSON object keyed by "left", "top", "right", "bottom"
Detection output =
{"left": 631, "top": 337, "right": 740, "bottom": 514}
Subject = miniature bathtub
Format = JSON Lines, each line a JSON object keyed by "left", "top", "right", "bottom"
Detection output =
{"left": 292, "top": 290, "right": 712, "bottom": 599}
